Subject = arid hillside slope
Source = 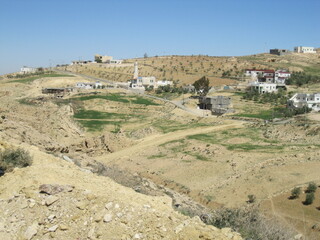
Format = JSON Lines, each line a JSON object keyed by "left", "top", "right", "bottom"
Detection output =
{"left": 64, "top": 52, "right": 320, "bottom": 86}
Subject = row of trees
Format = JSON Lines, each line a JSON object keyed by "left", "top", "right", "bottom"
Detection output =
{"left": 286, "top": 72, "right": 320, "bottom": 86}
{"left": 290, "top": 182, "right": 318, "bottom": 205}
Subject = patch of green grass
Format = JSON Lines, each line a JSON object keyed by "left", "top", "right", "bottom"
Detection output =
{"left": 232, "top": 110, "right": 283, "bottom": 120}
{"left": 131, "top": 96, "right": 159, "bottom": 105}
{"left": 77, "top": 120, "right": 120, "bottom": 132}
{"left": 74, "top": 110, "right": 130, "bottom": 119}
{"left": 17, "top": 98, "right": 37, "bottom": 106}
{"left": 155, "top": 120, "right": 211, "bottom": 133}
{"left": 147, "top": 153, "right": 167, "bottom": 159}
{"left": 159, "top": 139, "right": 185, "bottom": 147}
{"left": 11, "top": 73, "right": 73, "bottom": 84}
{"left": 187, "top": 127, "right": 284, "bottom": 152}
{"left": 224, "top": 143, "right": 284, "bottom": 151}
{"left": 184, "top": 151, "right": 209, "bottom": 161}
{"left": 74, "top": 94, "right": 159, "bottom": 106}
{"left": 76, "top": 94, "right": 130, "bottom": 103}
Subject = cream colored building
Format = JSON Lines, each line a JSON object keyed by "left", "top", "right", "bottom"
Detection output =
{"left": 94, "top": 54, "right": 113, "bottom": 63}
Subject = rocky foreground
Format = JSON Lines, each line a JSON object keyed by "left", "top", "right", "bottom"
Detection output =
{"left": 0, "top": 143, "right": 242, "bottom": 240}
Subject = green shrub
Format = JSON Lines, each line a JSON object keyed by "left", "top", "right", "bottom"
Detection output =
{"left": 306, "top": 182, "right": 317, "bottom": 193}
{"left": 290, "top": 187, "right": 301, "bottom": 199}
{"left": 304, "top": 192, "right": 315, "bottom": 205}
{"left": 247, "top": 194, "right": 256, "bottom": 203}
{"left": 0, "top": 148, "right": 32, "bottom": 176}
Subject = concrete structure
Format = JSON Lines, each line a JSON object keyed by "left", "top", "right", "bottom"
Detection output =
{"left": 20, "top": 67, "right": 37, "bottom": 74}
{"left": 270, "top": 49, "right": 290, "bottom": 56}
{"left": 133, "top": 61, "right": 139, "bottom": 80}
{"left": 294, "top": 46, "right": 316, "bottom": 53}
{"left": 42, "top": 88, "right": 73, "bottom": 98}
{"left": 198, "top": 96, "right": 233, "bottom": 115}
{"left": 75, "top": 82, "right": 102, "bottom": 89}
{"left": 95, "top": 54, "right": 113, "bottom": 63}
{"left": 288, "top": 93, "right": 320, "bottom": 111}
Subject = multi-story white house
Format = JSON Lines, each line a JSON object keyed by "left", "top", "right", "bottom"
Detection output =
{"left": 288, "top": 93, "right": 320, "bottom": 111}
{"left": 275, "top": 70, "right": 291, "bottom": 84}
{"left": 294, "top": 46, "right": 316, "bottom": 53}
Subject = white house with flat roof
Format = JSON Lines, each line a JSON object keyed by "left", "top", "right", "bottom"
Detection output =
{"left": 76, "top": 81, "right": 102, "bottom": 89}
{"left": 20, "top": 67, "right": 37, "bottom": 74}
{"left": 288, "top": 93, "right": 320, "bottom": 111}
{"left": 294, "top": 46, "right": 316, "bottom": 53}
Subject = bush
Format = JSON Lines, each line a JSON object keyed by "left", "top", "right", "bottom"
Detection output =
{"left": 208, "top": 206, "right": 295, "bottom": 239}
{"left": 304, "top": 192, "right": 315, "bottom": 205}
{"left": 0, "top": 148, "right": 32, "bottom": 176}
{"left": 306, "top": 182, "right": 317, "bottom": 193}
{"left": 290, "top": 187, "right": 301, "bottom": 199}
{"left": 247, "top": 194, "right": 256, "bottom": 203}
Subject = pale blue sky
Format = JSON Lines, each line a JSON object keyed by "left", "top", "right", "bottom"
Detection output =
{"left": 0, "top": 0, "right": 319, "bottom": 75}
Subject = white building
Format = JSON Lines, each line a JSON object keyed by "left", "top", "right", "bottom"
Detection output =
{"left": 157, "top": 80, "right": 173, "bottom": 87}
{"left": 75, "top": 81, "right": 102, "bottom": 89}
{"left": 107, "top": 59, "right": 123, "bottom": 64}
{"left": 249, "top": 82, "right": 278, "bottom": 93}
{"left": 20, "top": 67, "right": 37, "bottom": 74}
{"left": 294, "top": 46, "right": 316, "bottom": 53}
{"left": 275, "top": 70, "right": 291, "bottom": 84}
{"left": 288, "top": 93, "right": 320, "bottom": 111}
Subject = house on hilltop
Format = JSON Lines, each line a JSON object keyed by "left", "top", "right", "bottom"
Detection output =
{"left": 20, "top": 66, "right": 37, "bottom": 74}
{"left": 294, "top": 46, "right": 316, "bottom": 53}
{"left": 270, "top": 49, "right": 291, "bottom": 56}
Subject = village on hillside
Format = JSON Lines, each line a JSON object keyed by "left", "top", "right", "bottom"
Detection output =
{"left": 17, "top": 45, "right": 320, "bottom": 117}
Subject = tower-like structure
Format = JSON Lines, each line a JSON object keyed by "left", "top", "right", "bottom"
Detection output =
{"left": 133, "top": 61, "right": 139, "bottom": 79}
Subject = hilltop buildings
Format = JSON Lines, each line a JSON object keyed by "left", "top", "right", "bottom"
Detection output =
{"left": 269, "top": 49, "right": 290, "bottom": 56}
{"left": 94, "top": 54, "right": 123, "bottom": 64}
{"left": 294, "top": 46, "right": 316, "bottom": 53}
{"left": 269, "top": 46, "right": 317, "bottom": 55}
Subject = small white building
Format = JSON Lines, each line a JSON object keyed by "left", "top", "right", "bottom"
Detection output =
{"left": 107, "top": 59, "right": 123, "bottom": 64}
{"left": 75, "top": 81, "right": 102, "bottom": 89}
{"left": 294, "top": 46, "right": 316, "bottom": 53}
{"left": 129, "top": 76, "right": 156, "bottom": 89}
{"left": 288, "top": 93, "right": 320, "bottom": 111}
{"left": 157, "top": 80, "right": 173, "bottom": 87}
{"left": 20, "top": 67, "right": 37, "bottom": 74}
{"left": 250, "top": 82, "right": 278, "bottom": 93}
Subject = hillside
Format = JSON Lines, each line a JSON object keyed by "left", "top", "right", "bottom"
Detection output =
{"left": 1, "top": 52, "right": 320, "bottom": 239}
{"left": 63, "top": 52, "right": 320, "bottom": 86}
{"left": 0, "top": 75, "right": 243, "bottom": 240}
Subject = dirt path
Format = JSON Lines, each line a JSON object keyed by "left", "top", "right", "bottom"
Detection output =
{"left": 96, "top": 120, "right": 244, "bottom": 163}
